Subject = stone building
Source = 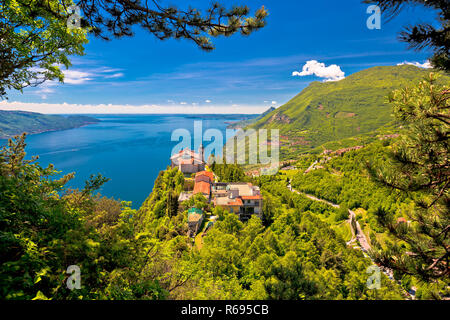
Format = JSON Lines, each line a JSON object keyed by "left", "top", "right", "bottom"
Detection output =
{"left": 171, "top": 145, "right": 205, "bottom": 174}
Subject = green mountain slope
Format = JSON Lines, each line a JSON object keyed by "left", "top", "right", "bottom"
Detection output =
{"left": 249, "top": 65, "right": 450, "bottom": 152}
{"left": 0, "top": 110, "right": 99, "bottom": 139}
{"left": 227, "top": 106, "right": 276, "bottom": 129}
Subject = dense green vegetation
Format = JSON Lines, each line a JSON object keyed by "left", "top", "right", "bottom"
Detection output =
{"left": 248, "top": 65, "right": 450, "bottom": 157}
{"left": 291, "top": 141, "right": 412, "bottom": 232}
{"left": 367, "top": 74, "right": 449, "bottom": 298}
{"left": 211, "top": 162, "right": 249, "bottom": 182}
{"left": 0, "top": 110, "right": 99, "bottom": 139}
{"left": 0, "top": 134, "right": 167, "bottom": 299}
{"left": 285, "top": 84, "right": 449, "bottom": 298}
{"left": 267, "top": 142, "right": 448, "bottom": 298}
{"left": 0, "top": 135, "right": 406, "bottom": 300}
{"left": 136, "top": 164, "right": 404, "bottom": 299}
{"left": 1, "top": 0, "right": 447, "bottom": 302}
{"left": 1, "top": 68, "right": 448, "bottom": 300}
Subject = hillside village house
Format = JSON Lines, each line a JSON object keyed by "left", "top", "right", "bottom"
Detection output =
{"left": 194, "top": 170, "right": 214, "bottom": 183}
{"left": 193, "top": 181, "right": 211, "bottom": 200}
{"left": 171, "top": 145, "right": 205, "bottom": 174}
{"left": 214, "top": 196, "right": 243, "bottom": 215}
{"left": 193, "top": 170, "right": 214, "bottom": 200}
{"left": 212, "top": 182, "right": 263, "bottom": 222}
{"left": 174, "top": 159, "right": 263, "bottom": 222}
{"left": 178, "top": 170, "right": 214, "bottom": 203}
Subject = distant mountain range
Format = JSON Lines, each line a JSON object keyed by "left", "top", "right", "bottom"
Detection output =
{"left": 0, "top": 110, "right": 99, "bottom": 139}
{"left": 247, "top": 65, "right": 450, "bottom": 153}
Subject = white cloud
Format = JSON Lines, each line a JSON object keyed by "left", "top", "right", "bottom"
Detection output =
{"left": 271, "top": 101, "right": 277, "bottom": 105}
{"left": 62, "top": 70, "right": 93, "bottom": 84}
{"left": 0, "top": 100, "right": 268, "bottom": 114}
{"left": 104, "top": 72, "right": 124, "bottom": 79}
{"left": 25, "top": 65, "right": 125, "bottom": 98}
{"left": 397, "top": 60, "right": 432, "bottom": 69}
{"left": 292, "top": 60, "right": 345, "bottom": 82}
{"left": 34, "top": 83, "right": 56, "bottom": 99}
{"left": 205, "top": 100, "right": 211, "bottom": 103}
{"left": 180, "top": 102, "right": 187, "bottom": 105}
{"left": 62, "top": 68, "right": 125, "bottom": 84}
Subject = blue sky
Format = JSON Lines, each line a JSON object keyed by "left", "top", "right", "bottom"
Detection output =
{"left": 2, "top": 0, "right": 436, "bottom": 114}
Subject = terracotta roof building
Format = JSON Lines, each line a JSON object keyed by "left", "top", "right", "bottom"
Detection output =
{"left": 193, "top": 181, "right": 211, "bottom": 199}
{"left": 213, "top": 182, "right": 263, "bottom": 221}
{"left": 213, "top": 196, "right": 243, "bottom": 214}
{"left": 171, "top": 146, "right": 205, "bottom": 174}
{"left": 195, "top": 171, "right": 214, "bottom": 183}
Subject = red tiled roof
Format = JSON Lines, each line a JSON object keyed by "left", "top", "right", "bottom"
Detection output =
{"left": 241, "top": 195, "right": 262, "bottom": 200}
{"left": 195, "top": 175, "right": 211, "bottom": 183}
{"left": 213, "top": 197, "right": 243, "bottom": 207}
{"left": 228, "top": 198, "right": 243, "bottom": 206}
{"left": 193, "top": 181, "right": 211, "bottom": 195}
{"left": 195, "top": 171, "right": 214, "bottom": 182}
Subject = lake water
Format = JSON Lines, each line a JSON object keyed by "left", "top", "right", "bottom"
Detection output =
{"left": 0, "top": 114, "right": 248, "bottom": 208}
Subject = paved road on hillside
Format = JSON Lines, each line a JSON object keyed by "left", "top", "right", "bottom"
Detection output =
{"left": 287, "top": 183, "right": 371, "bottom": 252}
{"left": 287, "top": 183, "right": 417, "bottom": 299}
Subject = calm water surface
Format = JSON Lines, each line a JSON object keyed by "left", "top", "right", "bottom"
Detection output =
{"left": 1, "top": 114, "right": 246, "bottom": 208}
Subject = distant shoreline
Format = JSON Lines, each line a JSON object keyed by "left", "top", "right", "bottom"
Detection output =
{"left": 0, "top": 112, "right": 259, "bottom": 141}
{"left": 0, "top": 121, "right": 99, "bottom": 140}
{"left": 0, "top": 110, "right": 100, "bottom": 140}
{"left": 0, "top": 122, "right": 99, "bottom": 140}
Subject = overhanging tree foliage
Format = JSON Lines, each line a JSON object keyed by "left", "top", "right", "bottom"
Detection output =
{"left": 367, "top": 74, "right": 449, "bottom": 293}
{"left": 363, "top": 0, "right": 450, "bottom": 72}
{"left": 0, "top": 134, "right": 190, "bottom": 299}
{"left": 73, "top": 0, "right": 268, "bottom": 49}
{"left": 0, "top": 0, "right": 268, "bottom": 99}
{"left": 0, "top": 0, "right": 88, "bottom": 99}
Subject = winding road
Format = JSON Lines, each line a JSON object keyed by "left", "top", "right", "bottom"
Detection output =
{"left": 287, "top": 183, "right": 371, "bottom": 251}
{"left": 287, "top": 183, "right": 417, "bottom": 299}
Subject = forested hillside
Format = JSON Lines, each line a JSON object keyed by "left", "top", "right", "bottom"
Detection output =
{"left": 0, "top": 135, "right": 405, "bottom": 300}
{"left": 1, "top": 0, "right": 448, "bottom": 304}
{"left": 0, "top": 110, "right": 99, "bottom": 139}
{"left": 134, "top": 164, "right": 405, "bottom": 299}
{"left": 248, "top": 65, "right": 450, "bottom": 156}
{"left": 1, "top": 70, "right": 447, "bottom": 300}
{"left": 227, "top": 107, "right": 276, "bottom": 129}
{"left": 282, "top": 137, "right": 448, "bottom": 298}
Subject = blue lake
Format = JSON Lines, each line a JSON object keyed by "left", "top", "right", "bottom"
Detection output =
{"left": 0, "top": 114, "right": 249, "bottom": 208}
